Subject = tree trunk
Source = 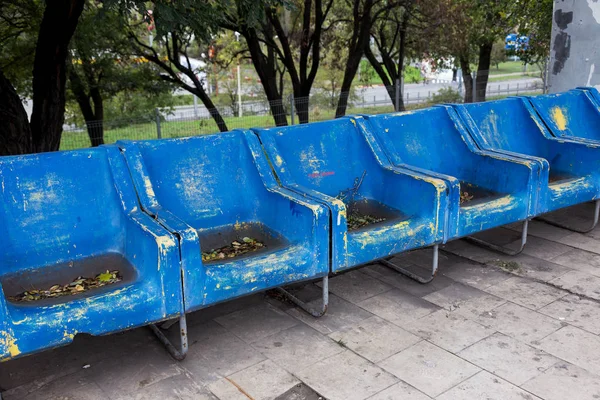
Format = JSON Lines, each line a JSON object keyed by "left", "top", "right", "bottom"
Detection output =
{"left": 86, "top": 120, "right": 104, "bottom": 147}
{"left": 194, "top": 88, "right": 228, "bottom": 132}
{"left": 335, "top": 44, "right": 367, "bottom": 118}
{"left": 69, "top": 68, "right": 105, "bottom": 147}
{"left": 243, "top": 29, "right": 288, "bottom": 127}
{"left": 0, "top": 69, "right": 33, "bottom": 155}
{"left": 459, "top": 55, "right": 474, "bottom": 103}
{"left": 294, "top": 91, "right": 310, "bottom": 124}
{"left": 476, "top": 42, "right": 493, "bottom": 102}
{"left": 89, "top": 87, "right": 104, "bottom": 146}
{"left": 335, "top": 0, "right": 373, "bottom": 118}
{"left": 30, "top": 0, "right": 85, "bottom": 153}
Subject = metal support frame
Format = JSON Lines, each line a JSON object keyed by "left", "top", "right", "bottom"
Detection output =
{"left": 537, "top": 199, "right": 600, "bottom": 234}
{"left": 465, "top": 219, "right": 529, "bottom": 256}
{"left": 149, "top": 315, "right": 188, "bottom": 361}
{"left": 380, "top": 244, "right": 439, "bottom": 284}
{"left": 276, "top": 276, "right": 329, "bottom": 317}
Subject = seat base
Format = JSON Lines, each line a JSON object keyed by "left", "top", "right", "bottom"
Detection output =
{"left": 150, "top": 315, "right": 188, "bottom": 361}
{"left": 277, "top": 276, "right": 329, "bottom": 317}
{"left": 465, "top": 219, "right": 529, "bottom": 256}
{"left": 537, "top": 200, "right": 600, "bottom": 233}
{"left": 380, "top": 244, "right": 439, "bottom": 284}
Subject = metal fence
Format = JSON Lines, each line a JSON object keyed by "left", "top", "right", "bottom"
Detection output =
{"left": 60, "top": 76, "right": 543, "bottom": 151}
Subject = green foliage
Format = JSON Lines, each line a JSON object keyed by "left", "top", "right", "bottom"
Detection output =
{"left": 65, "top": 89, "right": 180, "bottom": 128}
{"left": 517, "top": 0, "right": 553, "bottom": 64}
{"left": 0, "top": 0, "right": 43, "bottom": 97}
{"left": 359, "top": 60, "right": 376, "bottom": 87}
{"left": 429, "top": 87, "right": 462, "bottom": 104}
{"left": 404, "top": 66, "right": 422, "bottom": 84}
{"left": 491, "top": 40, "right": 508, "bottom": 69}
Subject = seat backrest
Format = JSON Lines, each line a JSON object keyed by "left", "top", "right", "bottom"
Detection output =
{"left": 460, "top": 98, "right": 551, "bottom": 157}
{"left": 0, "top": 149, "right": 126, "bottom": 274}
{"left": 255, "top": 118, "right": 382, "bottom": 199}
{"left": 131, "top": 133, "right": 266, "bottom": 230}
{"left": 367, "top": 108, "right": 471, "bottom": 174}
{"left": 529, "top": 91, "right": 600, "bottom": 140}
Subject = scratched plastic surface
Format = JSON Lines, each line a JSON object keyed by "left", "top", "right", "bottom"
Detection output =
{"left": 454, "top": 97, "right": 600, "bottom": 214}
{"left": 253, "top": 117, "right": 449, "bottom": 272}
{"left": 118, "top": 131, "right": 329, "bottom": 312}
{"left": 0, "top": 147, "right": 182, "bottom": 361}
{"left": 527, "top": 88, "right": 600, "bottom": 143}
{"left": 362, "top": 107, "right": 539, "bottom": 240}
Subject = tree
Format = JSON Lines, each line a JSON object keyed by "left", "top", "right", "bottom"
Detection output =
{"left": 128, "top": 21, "right": 229, "bottom": 131}
{"left": 490, "top": 39, "right": 507, "bottom": 69}
{"left": 0, "top": 0, "right": 85, "bottom": 155}
{"left": 459, "top": 1, "right": 517, "bottom": 102}
{"left": 333, "top": 0, "right": 404, "bottom": 118}
{"left": 68, "top": 4, "right": 173, "bottom": 146}
{"left": 364, "top": 0, "right": 446, "bottom": 110}
{"left": 517, "top": 0, "right": 553, "bottom": 91}
{"left": 221, "top": 0, "right": 333, "bottom": 125}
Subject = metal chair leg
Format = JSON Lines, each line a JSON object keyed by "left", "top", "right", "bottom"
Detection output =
{"left": 277, "top": 276, "right": 329, "bottom": 317}
{"left": 464, "top": 219, "right": 529, "bottom": 256}
{"left": 537, "top": 199, "right": 600, "bottom": 233}
{"left": 150, "top": 315, "right": 188, "bottom": 361}
{"left": 380, "top": 244, "right": 439, "bottom": 284}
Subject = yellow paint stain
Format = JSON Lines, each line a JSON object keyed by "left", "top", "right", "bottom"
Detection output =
{"left": 0, "top": 332, "right": 21, "bottom": 357}
{"left": 551, "top": 107, "right": 567, "bottom": 131}
{"left": 275, "top": 155, "right": 284, "bottom": 167}
{"left": 350, "top": 119, "right": 357, "bottom": 127}
{"left": 63, "top": 331, "right": 76, "bottom": 340}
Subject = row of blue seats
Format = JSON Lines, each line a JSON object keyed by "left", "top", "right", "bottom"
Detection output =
{"left": 1, "top": 87, "right": 600, "bottom": 362}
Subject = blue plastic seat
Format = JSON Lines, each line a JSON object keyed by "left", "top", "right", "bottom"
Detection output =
{"left": 454, "top": 98, "right": 600, "bottom": 216}
{"left": 253, "top": 117, "right": 449, "bottom": 273}
{"left": 0, "top": 147, "right": 182, "bottom": 361}
{"left": 361, "top": 107, "right": 539, "bottom": 241}
{"left": 118, "top": 131, "right": 329, "bottom": 312}
{"left": 527, "top": 88, "right": 600, "bottom": 143}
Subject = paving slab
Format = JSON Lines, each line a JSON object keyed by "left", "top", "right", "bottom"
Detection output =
{"left": 405, "top": 310, "right": 494, "bottom": 353}
{"left": 357, "top": 289, "right": 440, "bottom": 326}
{"left": 5, "top": 371, "right": 107, "bottom": 400}
{"left": 329, "top": 316, "right": 421, "bottom": 363}
{"left": 322, "top": 270, "right": 393, "bottom": 304}
{"left": 366, "top": 381, "right": 432, "bottom": 400}
{"left": 436, "top": 371, "right": 541, "bottom": 400}
{"left": 535, "top": 325, "right": 600, "bottom": 376}
{"left": 378, "top": 341, "right": 480, "bottom": 398}
{"left": 423, "top": 282, "right": 502, "bottom": 311}
{"left": 470, "top": 302, "right": 564, "bottom": 344}
{"left": 251, "top": 324, "right": 344, "bottom": 374}
{"left": 521, "top": 361, "right": 600, "bottom": 400}
{"left": 550, "top": 248, "right": 600, "bottom": 277}
{"left": 457, "top": 332, "right": 559, "bottom": 386}
{"left": 89, "top": 344, "right": 184, "bottom": 399}
{"left": 559, "top": 232, "right": 600, "bottom": 254}
{"left": 297, "top": 350, "right": 398, "bottom": 400}
{"left": 214, "top": 303, "right": 299, "bottom": 344}
{"left": 111, "top": 372, "right": 217, "bottom": 400}
{"left": 439, "top": 260, "right": 512, "bottom": 289}
{"left": 484, "top": 276, "right": 567, "bottom": 310}
{"left": 181, "top": 321, "right": 266, "bottom": 384}
{"left": 362, "top": 263, "right": 455, "bottom": 298}
{"left": 550, "top": 270, "right": 600, "bottom": 300}
{"left": 538, "top": 294, "right": 600, "bottom": 335}
{"left": 286, "top": 294, "right": 374, "bottom": 335}
{"left": 507, "top": 236, "right": 572, "bottom": 261}
{"left": 208, "top": 359, "right": 299, "bottom": 400}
